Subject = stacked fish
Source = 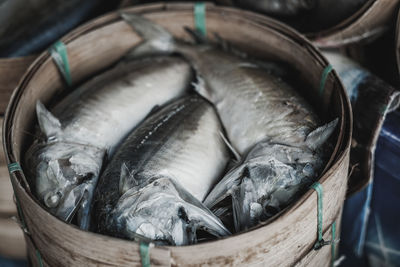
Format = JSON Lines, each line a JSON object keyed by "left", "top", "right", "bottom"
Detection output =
{"left": 25, "top": 14, "right": 337, "bottom": 246}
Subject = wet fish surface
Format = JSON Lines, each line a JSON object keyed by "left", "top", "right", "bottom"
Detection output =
{"left": 0, "top": 0, "right": 118, "bottom": 57}
{"left": 92, "top": 96, "right": 230, "bottom": 245}
{"left": 121, "top": 13, "right": 338, "bottom": 231}
{"left": 26, "top": 56, "right": 192, "bottom": 229}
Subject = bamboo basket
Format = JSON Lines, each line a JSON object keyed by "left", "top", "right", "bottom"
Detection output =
{"left": 0, "top": 116, "right": 26, "bottom": 259}
{"left": 215, "top": 0, "right": 400, "bottom": 48}
{"left": 3, "top": 3, "right": 352, "bottom": 266}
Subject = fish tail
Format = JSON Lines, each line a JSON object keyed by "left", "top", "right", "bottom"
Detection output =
{"left": 306, "top": 118, "right": 339, "bottom": 151}
{"left": 120, "top": 12, "right": 176, "bottom": 57}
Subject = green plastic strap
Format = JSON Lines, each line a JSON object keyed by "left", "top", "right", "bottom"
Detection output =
{"left": 331, "top": 221, "right": 336, "bottom": 267}
{"left": 8, "top": 162, "right": 22, "bottom": 173}
{"left": 194, "top": 2, "right": 206, "bottom": 37}
{"left": 310, "top": 182, "right": 325, "bottom": 249}
{"left": 7, "top": 162, "right": 28, "bottom": 231}
{"left": 49, "top": 41, "right": 72, "bottom": 86}
{"left": 380, "top": 104, "right": 388, "bottom": 115}
{"left": 319, "top": 65, "right": 333, "bottom": 97}
{"left": 140, "top": 242, "right": 151, "bottom": 267}
{"left": 36, "top": 249, "right": 44, "bottom": 267}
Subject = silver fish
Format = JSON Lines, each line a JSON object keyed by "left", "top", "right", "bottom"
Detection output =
{"left": 121, "top": 13, "right": 337, "bottom": 155}
{"left": 93, "top": 96, "right": 230, "bottom": 245}
{"left": 204, "top": 120, "right": 337, "bottom": 231}
{"left": 26, "top": 56, "right": 192, "bottom": 229}
{"left": 120, "top": 13, "right": 338, "bottom": 231}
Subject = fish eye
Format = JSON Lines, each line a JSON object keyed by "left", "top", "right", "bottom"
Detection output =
{"left": 44, "top": 191, "right": 62, "bottom": 208}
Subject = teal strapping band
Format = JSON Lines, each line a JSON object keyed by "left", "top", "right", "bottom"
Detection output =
{"left": 8, "top": 162, "right": 22, "bottom": 173}
{"left": 8, "top": 163, "right": 28, "bottom": 231}
{"left": 331, "top": 221, "right": 336, "bottom": 267}
{"left": 380, "top": 104, "right": 388, "bottom": 115}
{"left": 49, "top": 41, "right": 72, "bottom": 86}
{"left": 319, "top": 65, "right": 333, "bottom": 97}
{"left": 310, "top": 182, "right": 327, "bottom": 250}
{"left": 36, "top": 249, "right": 44, "bottom": 267}
{"left": 194, "top": 2, "right": 206, "bottom": 37}
{"left": 140, "top": 242, "right": 151, "bottom": 267}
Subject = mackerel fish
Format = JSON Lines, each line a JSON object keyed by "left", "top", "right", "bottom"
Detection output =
{"left": 26, "top": 56, "right": 192, "bottom": 229}
{"left": 92, "top": 95, "right": 230, "bottom": 245}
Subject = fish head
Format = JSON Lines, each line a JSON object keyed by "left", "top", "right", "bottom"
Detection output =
{"left": 111, "top": 178, "right": 230, "bottom": 245}
{"left": 28, "top": 141, "right": 105, "bottom": 222}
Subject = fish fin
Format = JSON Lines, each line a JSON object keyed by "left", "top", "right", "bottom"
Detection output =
{"left": 148, "top": 105, "right": 161, "bottom": 116}
{"left": 76, "top": 189, "right": 91, "bottom": 230}
{"left": 306, "top": 118, "right": 339, "bottom": 151}
{"left": 183, "top": 203, "right": 231, "bottom": 237}
{"left": 120, "top": 12, "right": 175, "bottom": 58}
{"left": 54, "top": 183, "right": 86, "bottom": 223}
{"left": 231, "top": 178, "right": 257, "bottom": 232}
{"left": 119, "top": 163, "right": 135, "bottom": 195}
{"left": 36, "top": 101, "right": 62, "bottom": 140}
{"left": 231, "top": 188, "right": 241, "bottom": 232}
{"left": 203, "top": 167, "right": 242, "bottom": 209}
{"left": 219, "top": 131, "right": 241, "bottom": 161}
{"left": 192, "top": 75, "right": 212, "bottom": 101}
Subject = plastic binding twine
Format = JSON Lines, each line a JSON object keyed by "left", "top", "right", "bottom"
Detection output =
{"left": 49, "top": 41, "right": 72, "bottom": 86}
{"left": 319, "top": 65, "right": 333, "bottom": 97}
{"left": 140, "top": 242, "right": 152, "bottom": 267}
{"left": 310, "top": 182, "right": 338, "bottom": 265}
{"left": 194, "top": 2, "right": 206, "bottom": 37}
{"left": 8, "top": 162, "right": 44, "bottom": 267}
{"left": 331, "top": 221, "right": 337, "bottom": 267}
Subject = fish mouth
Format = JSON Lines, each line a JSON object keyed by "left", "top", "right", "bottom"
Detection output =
{"left": 45, "top": 177, "right": 95, "bottom": 224}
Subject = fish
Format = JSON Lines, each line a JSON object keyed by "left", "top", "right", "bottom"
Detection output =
{"left": 92, "top": 95, "right": 230, "bottom": 245}
{"left": 121, "top": 12, "right": 337, "bottom": 155}
{"left": 120, "top": 13, "right": 338, "bottom": 231}
{"left": 204, "top": 120, "right": 338, "bottom": 231}
{"left": 25, "top": 56, "right": 193, "bottom": 229}
{"left": 0, "top": 0, "right": 118, "bottom": 57}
